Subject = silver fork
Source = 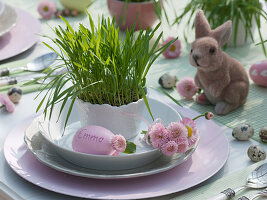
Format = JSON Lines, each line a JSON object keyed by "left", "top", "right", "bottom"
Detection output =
{"left": 238, "top": 188, "right": 267, "bottom": 200}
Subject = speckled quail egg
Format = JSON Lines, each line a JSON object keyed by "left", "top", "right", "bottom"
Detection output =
{"left": 7, "top": 87, "right": 22, "bottom": 104}
{"left": 232, "top": 123, "right": 254, "bottom": 141}
{"left": 158, "top": 73, "right": 177, "bottom": 89}
{"left": 259, "top": 126, "right": 267, "bottom": 143}
{"left": 247, "top": 145, "right": 266, "bottom": 162}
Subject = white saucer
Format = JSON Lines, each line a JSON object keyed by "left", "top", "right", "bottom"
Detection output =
{"left": 33, "top": 98, "right": 191, "bottom": 171}
{"left": 0, "top": 4, "right": 17, "bottom": 37}
{"left": 24, "top": 123, "right": 198, "bottom": 179}
{"left": 0, "top": 1, "right": 4, "bottom": 16}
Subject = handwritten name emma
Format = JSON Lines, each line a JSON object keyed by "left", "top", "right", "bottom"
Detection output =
{"left": 77, "top": 130, "right": 104, "bottom": 143}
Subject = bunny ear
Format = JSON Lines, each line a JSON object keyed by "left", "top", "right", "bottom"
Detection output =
{"left": 211, "top": 20, "right": 232, "bottom": 46}
{"left": 195, "top": 10, "right": 211, "bottom": 39}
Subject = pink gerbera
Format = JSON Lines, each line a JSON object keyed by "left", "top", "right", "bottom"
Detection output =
{"left": 180, "top": 118, "right": 198, "bottom": 146}
{"left": 111, "top": 135, "right": 126, "bottom": 153}
{"left": 37, "top": 0, "right": 56, "bottom": 19}
{"left": 166, "top": 122, "right": 187, "bottom": 140}
{"left": 161, "top": 141, "right": 178, "bottom": 156}
{"left": 176, "top": 77, "right": 198, "bottom": 100}
{"left": 149, "top": 122, "right": 167, "bottom": 149}
{"left": 0, "top": 94, "right": 15, "bottom": 113}
{"left": 162, "top": 37, "right": 181, "bottom": 59}
{"left": 175, "top": 137, "right": 189, "bottom": 153}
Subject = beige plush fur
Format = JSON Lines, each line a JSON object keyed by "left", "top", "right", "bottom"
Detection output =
{"left": 190, "top": 10, "right": 249, "bottom": 115}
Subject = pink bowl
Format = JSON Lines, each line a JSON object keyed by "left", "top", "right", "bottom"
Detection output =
{"left": 107, "top": 0, "right": 162, "bottom": 31}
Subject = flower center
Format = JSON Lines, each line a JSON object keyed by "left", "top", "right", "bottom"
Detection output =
{"left": 170, "top": 45, "right": 176, "bottom": 52}
{"left": 43, "top": 6, "right": 49, "bottom": 12}
{"left": 186, "top": 85, "right": 192, "bottom": 91}
{"left": 157, "top": 133, "right": 163, "bottom": 139}
{"left": 186, "top": 126, "right": 193, "bottom": 138}
{"left": 167, "top": 146, "right": 174, "bottom": 152}
{"left": 172, "top": 130, "right": 181, "bottom": 138}
{"left": 118, "top": 141, "right": 123, "bottom": 148}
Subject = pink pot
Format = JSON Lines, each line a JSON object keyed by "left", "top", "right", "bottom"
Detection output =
{"left": 107, "top": 0, "right": 162, "bottom": 31}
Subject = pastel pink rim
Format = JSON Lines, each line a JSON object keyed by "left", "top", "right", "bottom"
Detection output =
{"left": 107, "top": 0, "right": 161, "bottom": 31}
{"left": 3, "top": 106, "right": 229, "bottom": 199}
{"left": 0, "top": 8, "right": 41, "bottom": 61}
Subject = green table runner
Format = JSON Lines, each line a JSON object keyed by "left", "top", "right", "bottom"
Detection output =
{"left": 0, "top": 59, "right": 46, "bottom": 94}
{"left": 171, "top": 161, "right": 266, "bottom": 200}
{"left": 147, "top": 41, "right": 267, "bottom": 143}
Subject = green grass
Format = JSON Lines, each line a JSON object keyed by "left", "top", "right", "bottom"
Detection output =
{"left": 36, "top": 12, "right": 176, "bottom": 128}
{"left": 174, "top": 0, "right": 267, "bottom": 56}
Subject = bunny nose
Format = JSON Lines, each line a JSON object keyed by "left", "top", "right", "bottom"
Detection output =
{"left": 193, "top": 54, "right": 199, "bottom": 60}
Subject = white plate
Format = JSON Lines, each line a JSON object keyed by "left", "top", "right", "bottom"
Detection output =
{"left": 0, "top": 4, "right": 17, "bottom": 37}
{"left": 24, "top": 121, "right": 199, "bottom": 179}
{"left": 35, "top": 98, "right": 189, "bottom": 170}
{"left": 0, "top": 1, "right": 4, "bottom": 16}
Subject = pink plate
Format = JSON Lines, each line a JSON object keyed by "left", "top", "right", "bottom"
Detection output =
{"left": 4, "top": 106, "right": 229, "bottom": 199}
{"left": 0, "top": 8, "right": 41, "bottom": 61}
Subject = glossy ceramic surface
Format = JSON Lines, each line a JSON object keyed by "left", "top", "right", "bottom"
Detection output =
{"left": 107, "top": 0, "right": 161, "bottom": 31}
{"left": 25, "top": 126, "right": 198, "bottom": 179}
{"left": 37, "top": 98, "right": 183, "bottom": 170}
{"left": 0, "top": 1, "right": 5, "bottom": 16}
{"left": 4, "top": 109, "right": 229, "bottom": 199}
{"left": 59, "top": 0, "right": 93, "bottom": 12}
{"left": 0, "top": 8, "right": 41, "bottom": 61}
{"left": 0, "top": 4, "right": 17, "bottom": 37}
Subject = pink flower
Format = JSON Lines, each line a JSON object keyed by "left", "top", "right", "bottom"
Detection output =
{"left": 205, "top": 112, "right": 214, "bottom": 120}
{"left": 111, "top": 135, "right": 126, "bottom": 153}
{"left": 176, "top": 77, "right": 198, "bottom": 99}
{"left": 196, "top": 93, "right": 206, "bottom": 104}
{"left": 162, "top": 37, "right": 181, "bottom": 59}
{"left": 0, "top": 94, "right": 15, "bottom": 113}
{"left": 64, "top": 9, "right": 70, "bottom": 16}
{"left": 161, "top": 141, "right": 178, "bottom": 156}
{"left": 111, "top": 151, "right": 119, "bottom": 156}
{"left": 180, "top": 118, "right": 198, "bottom": 146}
{"left": 149, "top": 122, "right": 167, "bottom": 149}
{"left": 37, "top": 0, "right": 56, "bottom": 19}
{"left": 71, "top": 9, "right": 79, "bottom": 17}
{"left": 175, "top": 137, "right": 189, "bottom": 153}
{"left": 55, "top": 10, "right": 63, "bottom": 18}
{"left": 166, "top": 122, "right": 187, "bottom": 140}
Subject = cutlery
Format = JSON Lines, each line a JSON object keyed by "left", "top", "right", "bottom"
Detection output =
{"left": 0, "top": 74, "right": 48, "bottom": 87}
{"left": 207, "top": 163, "right": 267, "bottom": 200}
{"left": 238, "top": 188, "right": 267, "bottom": 200}
{"left": 0, "top": 52, "right": 58, "bottom": 76}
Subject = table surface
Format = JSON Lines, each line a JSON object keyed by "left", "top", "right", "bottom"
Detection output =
{"left": 0, "top": 0, "right": 266, "bottom": 200}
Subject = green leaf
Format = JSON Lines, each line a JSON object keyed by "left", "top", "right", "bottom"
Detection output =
{"left": 141, "top": 88, "right": 154, "bottom": 121}
{"left": 151, "top": 86, "right": 183, "bottom": 107}
{"left": 123, "top": 141, "right": 136, "bottom": 154}
{"left": 141, "top": 130, "right": 147, "bottom": 134}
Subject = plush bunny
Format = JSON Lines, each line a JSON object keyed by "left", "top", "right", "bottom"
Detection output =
{"left": 190, "top": 10, "right": 249, "bottom": 115}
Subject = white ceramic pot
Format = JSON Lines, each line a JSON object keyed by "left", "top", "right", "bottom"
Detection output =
{"left": 227, "top": 18, "right": 256, "bottom": 47}
{"left": 76, "top": 98, "right": 146, "bottom": 139}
